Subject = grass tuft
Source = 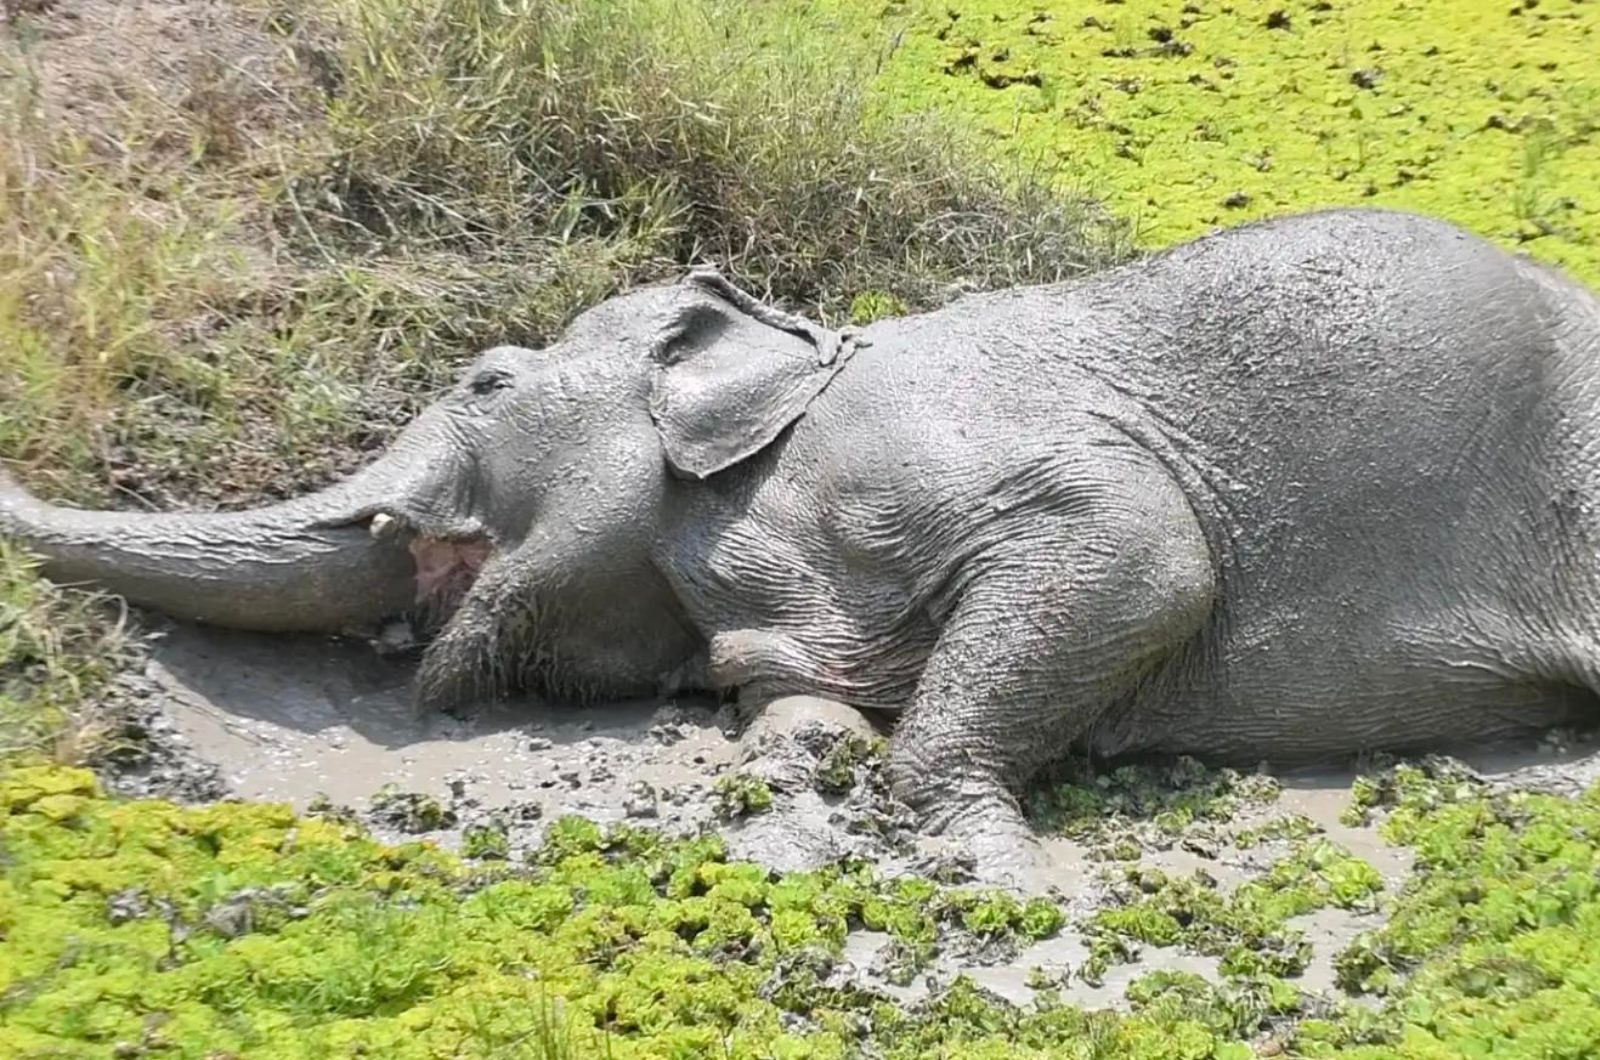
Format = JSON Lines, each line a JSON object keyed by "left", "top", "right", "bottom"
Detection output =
{"left": 0, "top": 540, "right": 134, "bottom": 762}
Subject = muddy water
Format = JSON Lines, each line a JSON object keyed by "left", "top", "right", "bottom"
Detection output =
{"left": 132, "top": 621, "right": 1600, "bottom": 1013}
{"left": 900, "top": 770, "right": 1416, "bottom": 1010}
{"left": 140, "top": 623, "right": 739, "bottom": 848}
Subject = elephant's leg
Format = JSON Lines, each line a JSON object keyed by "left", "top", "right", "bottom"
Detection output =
{"left": 887, "top": 483, "right": 1215, "bottom": 883}
{"left": 707, "top": 628, "right": 817, "bottom": 696}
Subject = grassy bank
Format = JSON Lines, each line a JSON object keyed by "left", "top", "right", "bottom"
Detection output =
{"left": 0, "top": 0, "right": 1124, "bottom": 510}
{"left": 819, "top": 0, "right": 1600, "bottom": 286}
{"left": 0, "top": 542, "right": 133, "bottom": 764}
{"left": 0, "top": 0, "right": 1123, "bottom": 758}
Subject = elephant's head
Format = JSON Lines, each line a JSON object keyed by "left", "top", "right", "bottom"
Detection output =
{"left": 0, "top": 269, "right": 857, "bottom": 710}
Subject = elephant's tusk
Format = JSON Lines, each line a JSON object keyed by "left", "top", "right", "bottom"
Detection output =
{"left": 369, "top": 512, "right": 400, "bottom": 539}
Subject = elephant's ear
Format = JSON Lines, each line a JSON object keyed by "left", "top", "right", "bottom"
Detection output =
{"left": 649, "top": 267, "right": 859, "bottom": 480}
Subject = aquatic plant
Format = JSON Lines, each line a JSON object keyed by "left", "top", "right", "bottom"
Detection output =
{"left": 712, "top": 773, "right": 776, "bottom": 819}
{"left": 1029, "top": 755, "right": 1282, "bottom": 856}
{"left": 11, "top": 754, "right": 1600, "bottom": 1055}
{"left": 1081, "top": 835, "right": 1383, "bottom": 985}
{"left": 820, "top": 0, "right": 1600, "bottom": 286}
{"left": 1308, "top": 761, "right": 1600, "bottom": 1056}
{"left": 0, "top": 763, "right": 1112, "bottom": 1058}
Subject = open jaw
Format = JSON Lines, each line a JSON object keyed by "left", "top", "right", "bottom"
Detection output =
{"left": 366, "top": 511, "right": 495, "bottom": 628}
{"left": 377, "top": 515, "right": 533, "bottom": 711}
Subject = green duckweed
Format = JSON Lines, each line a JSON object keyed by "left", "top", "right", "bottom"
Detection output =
{"left": 814, "top": 0, "right": 1600, "bottom": 286}
{"left": 1311, "top": 762, "right": 1600, "bottom": 1057}
{"left": 713, "top": 773, "right": 777, "bottom": 819}
{"left": 1082, "top": 835, "right": 1384, "bottom": 985}
{"left": 1029, "top": 756, "right": 1282, "bottom": 854}
{"left": 11, "top": 757, "right": 1600, "bottom": 1055}
{"left": 0, "top": 763, "right": 1105, "bottom": 1058}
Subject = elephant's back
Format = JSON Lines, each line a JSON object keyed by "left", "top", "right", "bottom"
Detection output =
{"left": 835, "top": 209, "right": 1589, "bottom": 552}
{"left": 1091, "top": 208, "right": 1583, "bottom": 557}
{"left": 852, "top": 208, "right": 1584, "bottom": 503}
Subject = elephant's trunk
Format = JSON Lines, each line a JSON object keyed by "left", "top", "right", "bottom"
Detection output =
{"left": 0, "top": 441, "right": 442, "bottom": 633}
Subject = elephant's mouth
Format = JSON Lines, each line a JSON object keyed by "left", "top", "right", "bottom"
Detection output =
{"left": 410, "top": 534, "right": 492, "bottom": 607}
{"left": 366, "top": 511, "right": 494, "bottom": 618}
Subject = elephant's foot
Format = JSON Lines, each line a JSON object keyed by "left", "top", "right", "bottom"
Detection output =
{"left": 909, "top": 793, "right": 1051, "bottom": 892}
{"left": 707, "top": 627, "right": 873, "bottom": 711}
{"left": 733, "top": 694, "right": 882, "bottom": 793}
{"left": 720, "top": 694, "right": 909, "bottom": 873}
{"left": 729, "top": 694, "right": 1050, "bottom": 888}
{"left": 722, "top": 804, "right": 859, "bottom": 874}
{"left": 708, "top": 629, "right": 814, "bottom": 691}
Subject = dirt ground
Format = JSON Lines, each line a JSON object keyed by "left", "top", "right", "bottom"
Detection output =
{"left": 89, "top": 617, "right": 1600, "bottom": 1012}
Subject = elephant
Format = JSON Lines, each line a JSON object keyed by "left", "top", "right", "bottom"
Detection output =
{"left": 6, "top": 207, "right": 1600, "bottom": 880}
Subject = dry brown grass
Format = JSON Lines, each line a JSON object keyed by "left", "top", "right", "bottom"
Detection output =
{"left": 2, "top": 0, "right": 1127, "bottom": 511}
{"left": 0, "top": 538, "right": 137, "bottom": 761}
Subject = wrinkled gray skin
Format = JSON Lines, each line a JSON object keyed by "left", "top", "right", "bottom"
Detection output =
{"left": 7, "top": 208, "right": 1600, "bottom": 881}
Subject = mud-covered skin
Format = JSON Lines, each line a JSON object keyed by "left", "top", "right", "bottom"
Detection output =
{"left": 7, "top": 208, "right": 1600, "bottom": 881}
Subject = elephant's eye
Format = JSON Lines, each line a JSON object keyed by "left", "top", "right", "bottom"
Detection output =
{"left": 468, "top": 368, "right": 514, "bottom": 396}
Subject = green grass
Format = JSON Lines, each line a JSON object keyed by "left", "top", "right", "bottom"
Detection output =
{"left": 815, "top": 0, "right": 1600, "bottom": 287}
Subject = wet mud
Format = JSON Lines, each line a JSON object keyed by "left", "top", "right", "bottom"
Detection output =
{"left": 98, "top": 620, "right": 1600, "bottom": 1013}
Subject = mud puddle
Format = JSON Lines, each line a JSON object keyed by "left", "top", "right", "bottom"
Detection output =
{"left": 126, "top": 623, "right": 740, "bottom": 853}
{"left": 106, "top": 620, "right": 1600, "bottom": 1014}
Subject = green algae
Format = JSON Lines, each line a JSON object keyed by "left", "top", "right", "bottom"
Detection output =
{"left": 815, "top": 0, "right": 1600, "bottom": 287}
{"left": 12, "top": 757, "right": 1600, "bottom": 1056}
{"left": 713, "top": 772, "right": 776, "bottom": 818}
{"left": 1081, "top": 835, "right": 1384, "bottom": 985}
